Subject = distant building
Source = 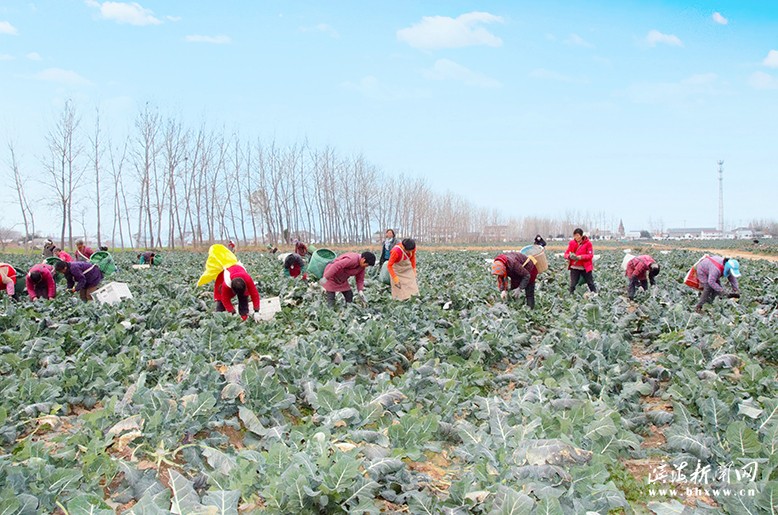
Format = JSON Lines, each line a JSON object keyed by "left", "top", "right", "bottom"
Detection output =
{"left": 731, "top": 227, "right": 754, "bottom": 239}
{"left": 618, "top": 219, "right": 625, "bottom": 237}
{"left": 666, "top": 228, "right": 718, "bottom": 239}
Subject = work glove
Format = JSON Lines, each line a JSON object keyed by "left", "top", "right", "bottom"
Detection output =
{"left": 320, "top": 277, "right": 328, "bottom": 286}
{"left": 253, "top": 312, "right": 263, "bottom": 323}
{"left": 569, "top": 254, "right": 578, "bottom": 261}
{"left": 357, "top": 291, "right": 368, "bottom": 306}
{"left": 500, "top": 290, "right": 507, "bottom": 301}
{"left": 511, "top": 289, "right": 522, "bottom": 300}
{"left": 393, "top": 277, "right": 401, "bottom": 288}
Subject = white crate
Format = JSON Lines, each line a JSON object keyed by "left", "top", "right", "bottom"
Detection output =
{"left": 132, "top": 264, "right": 151, "bottom": 270}
{"left": 93, "top": 282, "right": 133, "bottom": 305}
{"left": 256, "top": 296, "right": 282, "bottom": 321}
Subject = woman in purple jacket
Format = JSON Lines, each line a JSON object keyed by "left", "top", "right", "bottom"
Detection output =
{"left": 695, "top": 256, "right": 740, "bottom": 312}
{"left": 55, "top": 260, "right": 103, "bottom": 302}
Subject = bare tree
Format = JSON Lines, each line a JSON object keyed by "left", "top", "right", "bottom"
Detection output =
{"left": 44, "top": 100, "right": 84, "bottom": 249}
{"left": 88, "top": 108, "right": 104, "bottom": 247}
{"left": 7, "top": 141, "right": 35, "bottom": 251}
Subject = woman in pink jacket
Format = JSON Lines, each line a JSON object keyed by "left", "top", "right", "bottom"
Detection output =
{"left": 26, "top": 263, "right": 57, "bottom": 300}
{"left": 564, "top": 228, "right": 597, "bottom": 294}
{"left": 321, "top": 252, "right": 375, "bottom": 306}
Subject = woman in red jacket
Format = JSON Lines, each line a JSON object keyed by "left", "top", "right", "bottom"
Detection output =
{"left": 214, "top": 264, "right": 260, "bottom": 321}
{"left": 564, "top": 228, "right": 597, "bottom": 294}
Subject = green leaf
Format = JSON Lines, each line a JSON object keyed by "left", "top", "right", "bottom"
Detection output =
{"left": 65, "top": 495, "right": 114, "bottom": 515}
{"left": 725, "top": 421, "right": 761, "bottom": 457}
{"left": 534, "top": 497, "right": 564, "bottom": 515}
{"left": 201, "top": 490, "right": 240, "bottom": 515}
{"left": 755, "top": 481, "right": 778, "bottom": 514}
{"left": 237, "top": 406, "right": 265, "bottom": 436}
{"left": 646, "top": 500, "right": 686, "bottom": 515}
{"left": 202, "top": 447, "right": 237, "bottom": 475}
{"left": 168, "top": 470, "right": 210, "bottom": 515}
{"left": 321, "top": 453, "right": 361, "bottom": 494}
{"left": 365, "top": 458, "right": 404, "bottom": 480}
{"left": 489, "top": 486, "right": 534, "bottom": 515}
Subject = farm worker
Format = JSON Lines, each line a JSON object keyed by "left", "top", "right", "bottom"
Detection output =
{"left": 534, "top": 234, "right": 547, "bottom": 247}
{"left": 564, "top": 228, "right": 597, "bottom": 294}
{"left": 214, "top": 265, "right": 260, "bottom": 321}
{"left": 378, "top": 229, "right": 399, "bottom": 268}
{"left": 56, "top": 248, "right": 73, "bottom": 262}
{"left": 42, "top": 239, "right": 56, "bottom": 257}
{"left": 695, "top": 256, "right": 740, "bottom": 313}
{"left": 266, "top": 244, "right": 278, "bottom": 254}
{"left": 625, "top": 255, "right": 660, "bottom": 300}
{"left": 137, "top": 251, "right": 156, "bottom": 265}
{"left": 387, "top": 238, "right": 419, "bottom": 300}
{"left": 0, "top": 263, "right": 17, "bottom": 298}
{"left": 283, "top": 253, "right": 307, "bottom": 279}
{"left": 321, "top": 251, "right": 375, "bottom": 306}
{"left": 26, "top": 263, "right": 56, "bottom": 300}
{"left": 294, "top": 239, "right": 309, "bottom": 257}
{"left": 228, "top": 240, "right": 236, "bottom": 252}
{"left": 198, "top": 244, "right": 261, "bottom": 322}
{"left": 491, "top": 252, "right": 538, "bottom": 309}
{"left": 75, "top": 239, "right": 94, "bottom": 261}
{"left": 55, "top": 260, "right": 103, "bottom": 302}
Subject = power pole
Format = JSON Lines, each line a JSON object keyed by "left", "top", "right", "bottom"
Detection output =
{"left": 717, "top": 160, "right": 724, "bottom": 233}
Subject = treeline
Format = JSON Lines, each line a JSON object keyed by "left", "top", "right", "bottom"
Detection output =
{"left": 7, "top": 101, "right": 616, "bottom": 250}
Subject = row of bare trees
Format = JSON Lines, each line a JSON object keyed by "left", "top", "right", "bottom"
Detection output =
{"left": 5, "top": 101, "right": 621, "bottom": 250}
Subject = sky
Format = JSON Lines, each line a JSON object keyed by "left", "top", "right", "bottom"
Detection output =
{"left": 1, "top": 0, "right": 777, "bottom": 236}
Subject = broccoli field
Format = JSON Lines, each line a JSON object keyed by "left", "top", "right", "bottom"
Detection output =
{"left": 1, "top": 249, "right": 777, "bottom": 514}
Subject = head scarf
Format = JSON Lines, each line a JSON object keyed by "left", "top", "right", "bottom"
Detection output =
{"left": 491, "top": 261, "right": 507, "bottom": 277}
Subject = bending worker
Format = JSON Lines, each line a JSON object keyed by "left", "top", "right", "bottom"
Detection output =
{"left": 491, "top": 252, "right": 538, "bottom": 309}
{"left": 625, "top": 255, "right": 660, "bottom": 300}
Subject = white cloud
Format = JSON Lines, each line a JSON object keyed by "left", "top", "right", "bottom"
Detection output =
{"left": 184, "top": 34, "right": 231, "bottom": 44}
{"left": 0, "top": 20, "right": 19, "bottom": 35}
{"left": 749, "top": 71, "right": 778, "bottom": 90}
{"left": 33, "top": 67, "right": 92, "bottom": 86}
{"left": 763, "top": 50, "right": 778, "bottom": 68}
{"left": 166, "top": 16, "right": 182, "bottom": 22}
{"left": 565, "top": 33, "right": 593, "bottom": 48}
{"left": 85, "top": 1, "right": 161, "bottom": 26}
{"left": 645, "top": 29, "right": 683, "bottom": 47}
{"left": 300, "top": 23, "right": 339, "bottom": 38}
{"left": 423, "top": 58, "right": 501, "bottom": 88}
{"left": 0, "top": 54, "right": 14, "bottom": 61}
{"left": 712, "top": 12, "right": 728, "bottom": 25}
{"left": 397, "top": 11, "right": 504, "bottom": 50}
{"left": 26, "top": 52, "right": 42, "bottom": 61}
{"left": 529, "top": 68, "right": 577, "bottom": 83}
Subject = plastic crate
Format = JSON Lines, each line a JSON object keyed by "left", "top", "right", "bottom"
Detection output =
{"left": 92, "top": 282, "right": 133, "bottom": 305}
{"left": 256, "top": 296, "right": 282, "bottom": 321}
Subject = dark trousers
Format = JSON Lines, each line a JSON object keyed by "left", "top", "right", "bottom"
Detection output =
{"left": 79, "top": 285, "right": 99, "bottom": 302}
{"left": 34, "top": 283, "right": 49, "bottom": 299}
{"left": 570, "top": 269, "right": 596, "bottom": 294}
{"left": 326, "top": 289, "right": 353, "bottom": 306}
{"left": 215, "top": 295, "right": 249, "bottom": 316}
{"left": 525, "top": 281, "right": 536, "bottom": 309}
{"left": 628, "top": 278, "right": 648, "bottom": 299}
{"left": 696, "top": 285, "right": 718, "bottom": 309}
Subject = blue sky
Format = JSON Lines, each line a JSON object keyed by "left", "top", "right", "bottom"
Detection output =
{"left": 1, "top": 0, "right": 777, "bottom": 235}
